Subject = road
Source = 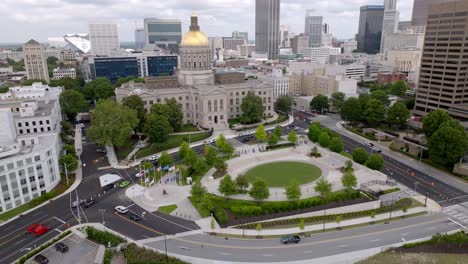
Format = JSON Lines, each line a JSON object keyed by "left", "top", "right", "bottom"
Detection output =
{"left": 143, "top": 214, "right": 460, "bottom": 263}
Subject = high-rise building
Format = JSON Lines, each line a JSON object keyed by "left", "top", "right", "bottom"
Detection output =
{"left": 144, "top": 18, "right": 182, "bottom": 54}
{"left": 414, "top": 1, "right": 468, "bottom": 119}
{"left": 89, "top": 23, "right": 120, "bottom": 56}
{"left": 305, "top": 10, "right": 323, "bottom": 47}
{"left": 291, "top": 34, "right": 309, "bottom": 54}
{"left": 255, "top": 0, "right": 281, "bottom": 60}
{"left": 398, "top": 21, "right": 412, "bottom": 31}
{"left": 232, "top": 31, "right": 248, "bottom": 40}
{"left": 411, "top": 0, "right": 453, "bottom": 26}
{"left": 323, "top": 23, "right": 329, "bottom": 34}
{"left": 23, "top": 40, "right": 49, "bottom": 83}
{"left": 380, "top": 0, "right": 400, "bottom": 53}
{"left": 135, "top": 29, "right": 145, "bottom": 50}
{"left": 280, "top": 25, "right": 290, "bottom": 48}
{"left": 357, "top": 5, "right": 385, "bottom": 54}
{"left": 223, "top": 38, "right": 246, "bottom": 51}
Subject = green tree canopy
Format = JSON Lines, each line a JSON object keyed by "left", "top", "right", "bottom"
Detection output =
{"left": 159, "top": 151, "right": 174, "bottom": 168}
{"left": 287, "top": 131, "right": 298, "bottom": 144}
{"left": 144, "top": 113, "right": 172, "bottom": 143}
{"left": 285, "top": 180, "right": 302, "bottom": 201}
{"left": 341, "top": 172, "right": 357, "bottom": 191}
{"left": 318, "top": 132, "right": 331, "bottom": 148}
{"left": 200, "top": 194, "right": 214, "bottom": 212}
{"left": 340, "top": 97, "right": 362, "bottom": 123}
{"left": 358, "top": 94, "right": 371, "bottom": 112}
{"left": 249, "top": 178, "right": 270, "bottom": 202}
{"left": 267, "top": 134, "right": 279, "bottom": 146}
{"left": 184, "top": 148, "right": 198, "bottom": 167}
{"left": 274, "top": 125, "right": 283, "bottom": 138}
{"left": 60, "top": 154, "right": 78, "bottom": 172}
{"left": 390, "top": 80, "right": 407, "bottom": 97}
{"left": 329, "top": 136, "right": 344, "bottom": 153}
{"left": 308, "top": 122, "right": 322, "bottom": 142}
{"left": 274, "top": 95, "right": 292, "bottom": 114}
{"left": 150, "top": 103, "right": 170, "bottom": 116}
{"left": 428, "top": 126, "right": 468, "bottom": 166}
{"left": 59, "top": 89, "right": 88, "bottom": 119}
{"left": 193, "top": 158, "right": 208, "bottom": 175}
{"left": 166, "top": 98, "right": 183, "bottom": 132}
{"left": 178, "top": 141, "right": 190, "bottom": 160}
{"left": 255, "top": 125, "right": 267, "bottom": 142}
{"left": 331, "top": 92, "right": 346, "bottom": 112}
{"left": 364, "top": 99, "right": 386, "bottom": 127}
{"left": 83, "top": 77, "right": 114, "bottom": 100}
{"left": 88, "top": 100, "right": 138, "bottom": 147}
{"left": 314, "top": 178, "right": 332, "bottom": 198}
{"left": 218, "top": 175, "right": 238, "bottom": 198}
{"left": 190, "top": 181, "right": 206, "bottom": 203}
{"left": 49, "top": 77, "right": 82, "bottom": 91}
{"left": 204, "top": 145, "right": 218, "bottom": 166}
{"left": 236, "top": 174, "right": 249, "bottom": 191}
{"left": 386, "top": 102, "right": 410, "bottom": 128}
{"left": 216, "top": 134, "right": 234, "bottom": 157}
{"left": 352, "top": 147, "right": 369, "bottom": 165}
{"left": 365, "top": 154, "right": 384, "bottom": 171}
{"left": 310, "top": 94, "right": 329, "bottom": 113}
{"left": 422, "top": 109, "right": 452, "bottom": 138}
{"left": 240, "top": 92, "right": 264, "bottom": 124}
{"left": 122, "top": 95, "right": 145, "bottom": 129}
{"left": 371, "top": 90, "right": 389, "bottom": 105}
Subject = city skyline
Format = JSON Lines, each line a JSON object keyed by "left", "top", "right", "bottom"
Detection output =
{"left": 1, "top": 0, "right": 413, "bottom": 43}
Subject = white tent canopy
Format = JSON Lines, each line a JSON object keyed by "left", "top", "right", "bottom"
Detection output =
{"left": 99, "top": 174, "right": 122, "bottom": 187}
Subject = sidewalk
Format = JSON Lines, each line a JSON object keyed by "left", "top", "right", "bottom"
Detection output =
{"left": 334, "top": 121, "right": 468, "bottom": 194}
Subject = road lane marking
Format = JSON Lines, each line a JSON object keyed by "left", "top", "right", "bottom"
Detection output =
{"left": 14, "top": 238, "right": 26, "bottom": 245}
{"left": 113, "top": 212, "right": 164, "bottom": 235}
{"left": 400, "top": 233, "right": 409, "bottom": 236}
{"left": 370, "top": 239, "right": 380, "bottom": 242}
{"left": 304, "top": 251, "right": 313, "bottom": 253}
{"left": 54, "top": 229, "right": 64, "bottom": 234}
{"left": 219, "top": 252, "right": 231, "bottom": 255}
{"left": 4, "top": 225, "right": 16, "bottom": 231}
{"left": 263, "top": 254, "right": 273, "bottom": 257}
{"left": 53, "top": 217, "right": 66, "bottom": 224}
{"left": 448, "top": 218, "right": 468, "bottom": 230}
{"left": 32, "top": 212, "right": 43, "bottom": 217}
{"left": 401, "top": 238, "right": 406, "bottom": 242}
{"left": 338, "top": 245, "right": 349, "bottom": 248}
{"left": 0, "top": 215, "right": 51, "bottom": 244}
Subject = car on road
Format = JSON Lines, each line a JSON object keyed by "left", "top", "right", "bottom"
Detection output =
{"left": 96, "top": 148, "right": 106, "bottom": 153}
{"left": 280, "top": 235, "right": 301, "bottom": 244}
{"left": 129, "top": 213, "right": 142, "bottom": 221}
{"left": 54, "top": 242, "right": 69, "bottom": 253}
{"left": 34, "top": 254, "right": 49, "bottom": 264}
{"left": 115, "top": 206, "right": 128, "bottom": 214}
{"left": 148, "top": 154, "right": 161, "bottom": 161}
{"left": 31, "top": 225, "right": 51, "bottom": 237}
{"left": 71, "top": 200, "right": 85, "bottom": 208}
{"left": 204, "top": 139, "right": 216, "bottom": 144}
{"left": 373, "top": 148, "right": 382, "bottom": 153}
{"left": 83, "top": 199, "right": 96, "bottom": 208}
{"left": 103, "top": 184, "right": 114, "bottom": 191}
{"left": 364, "top": 141, "right": 374, "bottom": 147}
{"left": 119, "top": 181, "right": 130, "bottom": 188}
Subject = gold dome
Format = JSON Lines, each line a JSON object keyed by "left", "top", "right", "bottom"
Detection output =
{"left": 181, "top": 31, "right": 209, "bottom": 46}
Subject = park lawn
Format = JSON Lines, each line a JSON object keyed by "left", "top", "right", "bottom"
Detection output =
{"left": 244, "top": 162, "right": 322, "bottom": 187}
{"left": 135, "top": 132, "right": 211, "bottom": 159}
{"left": 158, "top": 204, "right": 178, "bottom": 214}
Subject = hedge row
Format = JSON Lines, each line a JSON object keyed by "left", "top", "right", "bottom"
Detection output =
{"left": 17, "top": 230, "right": 71, "bottom": 264}
{"left": 230, "top": 206, "right": 263, "bottom": 217}
{"left": 266, "top": 142, "right": 296, "bottom": 150}
{"left": 381, "top": 187, "right": 400, "bottom": 195}
{"left": 213, "top": 207, "right": 228, "bottom": 224}
{"left": 86, "top": 226, "right": 126, "bottom": 247}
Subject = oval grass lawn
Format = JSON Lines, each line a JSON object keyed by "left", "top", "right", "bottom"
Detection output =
{"left": 244, "top": 162, "right": 322, "bottom": 187}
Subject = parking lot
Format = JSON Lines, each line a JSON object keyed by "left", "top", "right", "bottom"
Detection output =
{"left": 27, "top": 233, "right": 101, "bottom": 264}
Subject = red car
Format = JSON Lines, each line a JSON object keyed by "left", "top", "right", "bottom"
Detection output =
{"left": 27, "top": 223, "right": 40, "bottom": 233}
{"left": 27, "top": 224, "right": 51, "bottom": 236}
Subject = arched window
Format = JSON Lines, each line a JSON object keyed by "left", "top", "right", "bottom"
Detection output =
{"left": 214, "top": 100, "right": 218, "bottom": 112}
{"left": 208, "top": 100, "right": 212, "bottom": 112}
{"left": 208, "top": 116, "right": 212, "bottom": 122}
{"left": 194, "top": 62, "right": 196, "bottom": 68}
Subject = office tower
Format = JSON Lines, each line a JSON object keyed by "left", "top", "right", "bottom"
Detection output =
{"left": 411, "top": 0, "right": 453, "bottom": 26}
{"left": 255, "top": 0, "right": 281, "bottom": 60}
{"left": 291, "top": 34, "right": 309, "bottom": 54}
{"left": 305, "top": 10, "right": 323, "bottom": 47}
{"left": 280, "top": 25, "right": 290, "bottom": 47}
{"left": 223, "top": 38, "right": 246, "bottom": 51}
{"left": 380, "top": 0, "right": 400, "bottom": 53}
{"left": 89, "top": 23, "right": 120, "bottom": 56}
{"left": 398, "top": 21, "right": 412, "bottom": 31}
{"left": 414, "top": 1, "right": 468, "bottom": 119}
{"left": 144, "top": 18, "right": 182, "bottom": 54}
{"left": 357, "top": 5, "right": 385, "bottom": 54}
{"left": 135, "top": 29, "right": 145, "bottom": 50}
{"left": 23, "top": 39, "right": 50, "bottom": 83}
{"left": 232, "top": 31, "right": 248, "bottom": 40}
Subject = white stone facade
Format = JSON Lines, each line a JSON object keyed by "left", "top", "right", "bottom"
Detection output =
{"left": 89, "top": 23, "right": 120, "bottom": 56}
{"left": 52, "top": 68, "right": 76, "bottom": 80}
{"left": 23, "top": 40, "right": 50, "bottom": 83}
{"left": 301, "top": 46, "right": 341, "bottom": 63}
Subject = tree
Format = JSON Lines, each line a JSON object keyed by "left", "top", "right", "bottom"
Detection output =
{"left": 310, "top": 94, "right": 329, "bottom": 113}
{"left": 59, "top": 90, "right": 88, "bottom": 119}
{"left": 60, "top": 154, "right": 78, "bottom": 172}
{"left": 308, "top": 122, "right": 322, "bottom": 142}
{"left": 390, "top": 80, "right": 407, "bottom": 97}
{"left": 49, "top": 77, "right": 82, "bottom": 91}
{"left": 166, "top": 98, "right": 183, "bottom": 132}
{"left": 365, "top": 154, "right": 384, "bottom": 171}
{"left": 47, "top": 56, "right": 59, "bottom": 66}
{"left": 371, "top": 90, "right": 389, "bottom": 105}
{"left": 403, "top": 96, "right": 415, "bottom": 110}
{"left": 184, "top": 148, "right": 198, "bottom": 167}
{"left": 344, "top": 160, "right": 354, "bottom": 173}
{"left": 314, "top": 178, "right": 332, "bottom": 198}
{"left": 329, "top": 136, "right": 344, "bottom": 153}
{"left": 236, "top": 174, "right": 249, "bottom": 191}
{"left": 386, "top": 102, "right": 410, "bottom": 128}
{"left": 287, "top": 131, "right": 298, "bottom": 145}
{"left": 274, "top": 95, "right": 292, "bottom": 113}
{"left": 214, "top": 158, "right": 228, "bottom": 172}
{"left": 285, "top": 180, "right": 302, "bottom": 201}
{"left": 204, "top": 145, "right": 218, "bottom": 166}
{"left": 341, "top": 172, "right": 357, "bottom": 191}
{"left": 122, "top": 95, "right": 145, "bottom": 130}
{"left": 159, "top": 152, "right": 174, "bottom": 168}
{"left": 218, "top": 175, "right": 237, "bottom": 198}
{"left": 331, "top": 92, "right": 346, "bottom": 112}
{"left": 255, "top": 125, "right": 267, "bottom": 142}
{"left": 267, "top": 134, "right": 279, "bottom": 146}
{"left": 150, "top": 103, "right": 170, "bottom": 117}
{"left": 340, "top": 98, "right": 362, "bottom": 123}
{"left": 299, "top": 218, "right": 305, "bottom": 231}
{"left": 63, "top": 144, "right": 76, "bottom": 156}
{"left": 274, "top": 125, "right": 282, "bottom": 138}
{"left": 249, "top": 178, "right": 270, "bottom": 202}
{"left": 240, "top": 92, "right": 264, "bottom": 124}
{"left": 200, "top": 194, "right": 214, "bottom": 212}
{"left": 216, "top": 134, "right": 234, "bottom": 157}
{"left": 370, "top": 211, "right": 376, "bottom": 223}
{"left": 358, "top": 94, "right": 371, "bottom": 113}
{"left": 318, "top": 132, "right": 331, "bottom": 148}
{"left": 88, "top": 100, "right": 138, "bottom": 147}
{"left": 335, "top": 215, "right": 343, "bottom": 229}
{"left": 193, "top": 158, "right": 208, "bottom": 175}
{"left": 364, "top": 99, "right": 386, "bottom": 127}
{"left": 144, "top": 113, "right": 172, "bottom": 143}
{"left": 179, "top": 141, "right": 190, "bottom": 160}
{"left": 352, "top": 147, "right": 369, "bottom": 165}
{"left": 83, "top": 77, "right": 114, "bottom": 100}
{"left": 428, "top": 126, "right": 468, "bottom": 166}
{"left": 422, "top": 109, "right": 452, "bottom": 138}
{"left": 190, "top": 181, "right": 206, "bottom": 203}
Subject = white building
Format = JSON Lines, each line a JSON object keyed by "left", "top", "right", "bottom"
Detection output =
{"left": 325, "top": 64, "right": 366, "bottom": 81}
{"left": 89, "top": 23, "right": 120, "bottom": 56}
{"left": 238, "top": 44, "right": 255, "bottom": 58}
{"left": 47, "top": 33, "right": 91, "bottom": 54}
{"left": 23, "top": 40, "right": 50, "bottom": 83}
{"left": 321, "top": 33, "right": 333, "bottom": 47}
{"left": 384, "top": 48, "right": 422, "bottom": 84}
{"left": 380, "top": 0, "right": 400, "bottom": 53}
{"left": 52, "top": 68, "right": 76, "bottom": 80}
{"left": 208, "top": 37, "right": 224, "bottom": 60}
{"left": 0, "top": 50, "right": 23, "bottom": 62}
{"left": 301, "top": 46, "right": 341, "bottom": 63}
{"left": 381, "top": 30, "right": 425, "bottom": 52}
{"left": 259, "top": 68, "right": 289, "bottom": 99}
{"left": 0, "top": 83, "right": 62, "bottom": 101}
{"left": 341, "top": 40, "right": 358, "bottom": 54}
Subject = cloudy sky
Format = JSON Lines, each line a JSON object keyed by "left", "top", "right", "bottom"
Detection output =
{"left": 0, "top": 0, "right": 413, "bottom": 43}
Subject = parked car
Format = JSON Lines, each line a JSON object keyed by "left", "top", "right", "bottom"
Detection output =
{"left": 96, "top": 148, "right": 106, "bottom": 153}
{"left": 115, "top": 206, "right": 128, "bottom": 214}
{"left": 103, "top": 184, "right": 114, "bottom": 191}
{"left": 373, "top": 148, "right": 382, "bottom": 153}
{"left": 129, "top": 213, "right": 142, "bottom": 221}
{"left": 280, "top": 235, "right": 301, "bottom": 244}
{"left": 34, "top": 254, "right": 49, "bottom": 264}
{"left": 148, "top": 154, "right": 161, "bottom": 161}
{"left": 83, "top": 199, "right": 96, "bottom": 208}
{"left": 364, "top": 141, "right": 374, "bottom": 147}
{"left": 54, "top": 242, "right": 69, "bottom": 253}
{"left": 119, "top": 181, "right": 130, "bottom": 188}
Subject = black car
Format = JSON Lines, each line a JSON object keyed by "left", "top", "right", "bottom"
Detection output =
{"left": 129, "top": 213, "right": 142, "bottom": 221}
{"left": 54, "top": 242, "right": 69, "bottom": 253}
{"left": 34, "top": 254, "right": 49, "bottom": 264}
{"left": 280, "top": 235, "right": 301, "bottom": 244}
{"left": 83, "top": 199, "right": 96, "bottom": 208}
{"left": 103, "top": 184, "right": 114, "bottom": 191}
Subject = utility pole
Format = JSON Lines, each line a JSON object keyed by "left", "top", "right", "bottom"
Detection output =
{"left": 99, "top": 209, "right": 106, "bottom": 225}
{"left": 164, "top": 234, "right": 168, "bottom": 263}
{"left": 76, "top": 190, "right": 81, "bottom": 224}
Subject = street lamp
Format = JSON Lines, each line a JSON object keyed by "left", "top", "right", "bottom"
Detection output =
{"left": 64, "top": 163, "right": 70, "bottom": 186}
{"left": 99, "top": 209, "right": 106, "bottom": 225}
{"left": 164, "top": 234, "right": 169, "bottom": 263}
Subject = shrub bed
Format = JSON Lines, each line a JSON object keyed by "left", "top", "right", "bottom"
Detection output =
{"left": 381, "top": 187, "right": 400, "bottom": 195}
{"left": 86, "top": 226, "right": 126, "bottom": 247}
{"left": 125, "top": 243, "right": 189, "bottom": 264}
{"left": 266, "top": 142, "right": 296, "bottom": 150}
{"left": 402, "top": 231, "right": 468, "bottom": 249}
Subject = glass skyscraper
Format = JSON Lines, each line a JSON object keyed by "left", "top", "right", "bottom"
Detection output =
{"left": 144, "top": 19, "right": 182, "bottom": 54}
{"left": 93, "top": 57, "right": 139, "bottom": 83}
{"left": 255, "top": 0, "right": 280, "bottom": 60}
{"left": 357, "top": 5, "right": 385, "bottom": 54}
{"left": 305, "top": 11, "right": 323, "bottom": 48}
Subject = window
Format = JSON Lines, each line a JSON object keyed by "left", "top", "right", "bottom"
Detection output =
{"left": 7, "top": 163, "right": 13, "bottom": 170}
{"left": 39, "top": 120, "right": 43, "bottom": 125}
{"left": 29, "top": 176, "right": 35, "bottom": 182}
{"left": 46, "top": 120, "right": 50, "bottom": 125}
{"left": 32, "top": 121, "right": 36, "bottom": 126}
{"left": 20, "top": 179, "right": 27, "bottom": 185}
{"left": 179, "top": 97, "right": 182, "bottom": 101}
{"left": 208, "top": 100, "right": 212, "bottom": 112}
{"left": 18, "top": 123, "right": 22, "bottom": 127}
{"left": 16, "top": 160, "right": 23, "bottom": 167}
{"left": 19, "top": 129, "right": 23, "bottom": 134}
{"left": 214, "top": 100, "right": 218, "bottom": 112}
{"left": 34, "top": 155, "right": 40, "bottom": 162}
{"left": 220, "top": 99, "right": 224, "bottom": 111}
{"left": 25, "top": 122, "right": 29, "bottom": 126}
{"left": 26, "top": 129, "right": 30, "bottom": 133}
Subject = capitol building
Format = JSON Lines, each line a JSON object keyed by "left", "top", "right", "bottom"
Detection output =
{"left": 116, "top": 14, "right": 274, "bottom": 130}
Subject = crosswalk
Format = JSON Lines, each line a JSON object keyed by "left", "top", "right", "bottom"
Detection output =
{"left": 443, "top": 203, "right": 468, "bottom": 225}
